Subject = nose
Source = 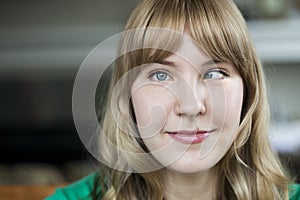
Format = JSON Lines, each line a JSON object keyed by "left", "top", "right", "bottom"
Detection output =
{"left": 174, "top": 80, "right": 206, "bottom": 119}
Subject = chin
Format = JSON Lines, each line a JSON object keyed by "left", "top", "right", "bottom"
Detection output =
{"left": 166, "top": 156, "right": 218, "bottom": 175}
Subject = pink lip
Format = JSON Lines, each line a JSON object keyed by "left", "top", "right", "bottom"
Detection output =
{"left": 167, "top": 130, "right": 212, "bottom": 144}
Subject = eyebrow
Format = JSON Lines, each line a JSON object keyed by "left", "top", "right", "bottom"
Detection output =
{"left": 156, "top": 60, "right": 178, "bottom": 68}
{"left": 156, "top": 59, "right": 220, "bottom": 68}
{"left": 202, "top": 60, "right": 220, "bottom": 66}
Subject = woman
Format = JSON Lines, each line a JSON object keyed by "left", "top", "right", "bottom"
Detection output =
{"left": 46, "top": 0, "right": 300, "bottom": 199}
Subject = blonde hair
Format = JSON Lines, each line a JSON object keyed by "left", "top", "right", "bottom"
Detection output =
{"left": 95, "top": 0, "right": 291, "bottom": 199}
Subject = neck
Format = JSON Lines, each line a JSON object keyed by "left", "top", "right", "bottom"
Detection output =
{"left": 163, "top": 168, "right": 217, "bottom": 200}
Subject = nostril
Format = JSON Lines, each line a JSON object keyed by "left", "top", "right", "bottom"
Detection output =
{"left": 175, "top": 99, "right": 206, "bottom": 118}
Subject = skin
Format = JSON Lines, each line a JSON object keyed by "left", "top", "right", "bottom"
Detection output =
{"left": 131, "top": 35, "right": 244, "bottom": 199}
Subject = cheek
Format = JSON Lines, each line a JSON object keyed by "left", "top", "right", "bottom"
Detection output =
{"left": 207, "top": 78, "right": 243, "bottom": 133}
{"left": 222, "top": 79, "right": 244, "bottom": 134}
{"left": 131, "top": 86, "right": 175, "bottom": 136}
{"left": 227, "top": 83, "right": 243, "bottom": 122}
{"left": 131, "top": 92, "right": 152, "bottom": 127}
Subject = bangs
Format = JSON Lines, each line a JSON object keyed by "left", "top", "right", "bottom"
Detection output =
{"left": 119, "top": 0, "right": 188, "bottom": 68}
{"left": 185, "top": 0, "right": 252, "bottom": 66}
{"left": 123, "top": 0, "right": 253, "bottom": 69}
{"left": 125, "top": 0, "right": 186, "bottom": 32}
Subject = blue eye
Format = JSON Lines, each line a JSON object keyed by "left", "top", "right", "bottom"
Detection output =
{"left": 204, "top": 70, "right": 227, "bottom": 80}
{"left": 149, "top": 71, "right": 171, "bottom": 81}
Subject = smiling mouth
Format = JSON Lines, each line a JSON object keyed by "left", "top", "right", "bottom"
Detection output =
{"left": 166, "top": 130, "right": 214, "bottom": 144}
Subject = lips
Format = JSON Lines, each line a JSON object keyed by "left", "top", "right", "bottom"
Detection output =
{"left": 167, "top": 130, "right": 213, "bottom": 144}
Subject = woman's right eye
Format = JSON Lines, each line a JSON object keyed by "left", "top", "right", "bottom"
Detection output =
{"left": 149, "top": 71, "right": 172, "bottom": 82}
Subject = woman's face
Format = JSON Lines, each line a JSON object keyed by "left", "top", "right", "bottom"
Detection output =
{"left": 131, "top": 36, "right": 244, "bottom": 174}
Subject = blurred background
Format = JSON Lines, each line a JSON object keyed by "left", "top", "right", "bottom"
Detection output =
{"left": 0, "top": 0, "right": 299, "bottom": 185}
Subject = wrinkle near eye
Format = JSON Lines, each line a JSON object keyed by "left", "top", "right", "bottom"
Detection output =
{"left": 203, "top": 69, "right": 228, "bottom": 80}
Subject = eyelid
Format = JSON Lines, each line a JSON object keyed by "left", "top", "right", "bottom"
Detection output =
{"left": 148, "top": 69, "right": 173, "bottom": 81}
{"left": 203, "top": 68, "right": 229, "bottom": 79}
{"left": 209, "top": 68, "right": 228, "bottom": 74}
{"left": 148, "top": 68, "right": 171, "bottom": 76}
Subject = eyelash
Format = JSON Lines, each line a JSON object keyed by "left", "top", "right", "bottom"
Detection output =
{"left": 148, "top": 70, "right": 172, "bottom": 82}
{"left": 204, "top": 69, "right": 229, "bottom": 80}
{"left": 148, "top": 68, "right": 229, "bottom": 82}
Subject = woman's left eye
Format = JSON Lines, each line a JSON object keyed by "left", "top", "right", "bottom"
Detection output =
{"left": 204, "top": 70, "right": 228, "bottom": 80}
{"left": 149, "top": 71, "right": 172, "bottom": 81}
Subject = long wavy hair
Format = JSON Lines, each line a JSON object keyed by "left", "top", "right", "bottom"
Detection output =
{"left": 93, "top": 0, "right": 291, "bottom": 199}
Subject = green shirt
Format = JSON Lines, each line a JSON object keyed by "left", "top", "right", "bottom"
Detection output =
{"left": 290, "top": 184, "right": 300, "bottom": 200}
{"left": 45, "top": 173, "right": 98, "bottom": 200}
{"left": 45, "top": 172, "right": 300, "bottom": 200}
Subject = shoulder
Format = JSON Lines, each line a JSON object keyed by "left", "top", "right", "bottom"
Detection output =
{"left": 44, "top": 172, "right": 100, "bottom": 200}
{"left": 290, "top": 183, "right": 300, "bottom": 200}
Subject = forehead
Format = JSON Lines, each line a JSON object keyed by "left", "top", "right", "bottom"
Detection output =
{"left": 170, "top": 35, "right": 212, "bottom": 68}
{"left": 143, "top": 34, "right": 215, "bottom": 73}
